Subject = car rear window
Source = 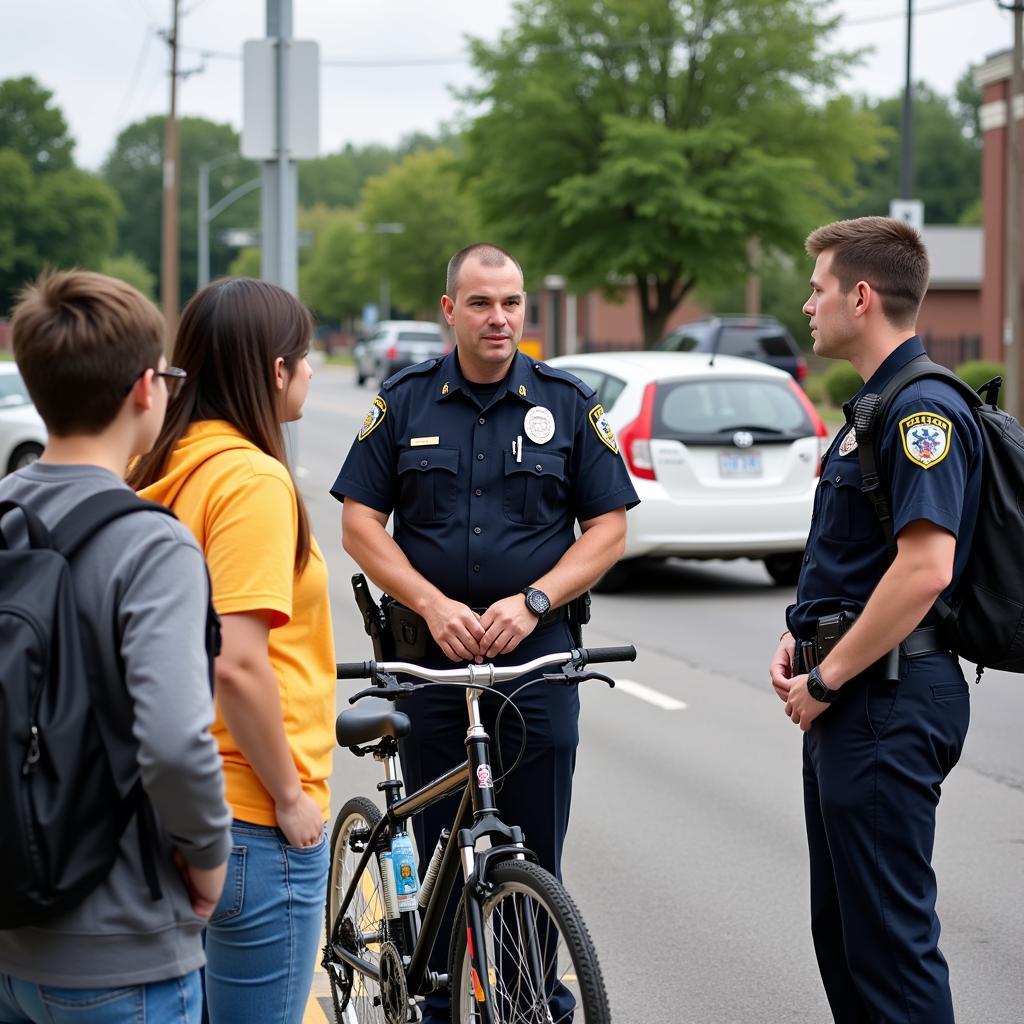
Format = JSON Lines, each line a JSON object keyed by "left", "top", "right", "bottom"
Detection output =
{"left": 396, "top": 331, "right": 443, "bottom": 342}
{"left": 0, "top": 373, "right": 31, "bottom": 408}
{"left": 654, "top": 378, "right": 812, "bottom": 438}
{"left": 717, "top": 328, "right": 795, "bottom": 358}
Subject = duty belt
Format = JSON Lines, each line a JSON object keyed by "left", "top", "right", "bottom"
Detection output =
{"left": 797, "top": 624, "right": 948, "bottom": 674}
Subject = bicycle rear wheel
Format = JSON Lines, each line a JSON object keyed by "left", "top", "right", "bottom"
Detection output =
{"left": 325, "top": 796, "right": 388, "bottom": 1023}
{"left": 449, "top": 860, "right": 610, "bottom": 1024}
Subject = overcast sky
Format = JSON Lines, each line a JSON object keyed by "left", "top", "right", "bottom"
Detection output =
{"left": 0, "top": 0, "right": 1014, "bottom": 171}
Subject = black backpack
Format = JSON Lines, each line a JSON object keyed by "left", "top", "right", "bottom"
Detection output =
{"left": 854, "top": 354, "right": 1024, "bottom": 675}
{"left": 0, "top": 489, "right": 220, "bottom": 928}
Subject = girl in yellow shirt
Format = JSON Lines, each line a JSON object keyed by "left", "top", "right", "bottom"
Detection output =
{"left": 129, "top": 278, "right": 334, "bottom": 1024}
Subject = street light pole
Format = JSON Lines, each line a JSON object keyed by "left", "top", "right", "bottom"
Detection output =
{"left": 1003, "top": 2, "right": 1024, "bottom": 415}
{"left": 160, "top": 0, "right": 181, "bottom": 347}
{"left": 900, "top": 0, "right": 914, "bottom": 200}
{"left": 365, "top": 222, "right": 405, "bottom": 321}
{"left": 198, "top": 156, "right": 262, "bottom": 289}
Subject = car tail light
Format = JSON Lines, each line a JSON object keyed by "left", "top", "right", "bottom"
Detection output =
{"left": 787, "top": 378, "right": 829, "bottom": 476}
{"left": 796, "top": 357, "right": 808, "bottom": 382}
{"left": 386, "top": 345, "right": 398, "bottom": 360}
{"left": 618, "top": 382, "right": 658, "bottom": 481}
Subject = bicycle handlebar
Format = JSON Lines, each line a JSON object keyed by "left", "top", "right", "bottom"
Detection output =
{"left": 336, "top": 644, "right": 636, "bottom": 687}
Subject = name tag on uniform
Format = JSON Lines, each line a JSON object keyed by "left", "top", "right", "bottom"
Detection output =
{"left": 410, "top": 436, "right": 440, "bottom": 447}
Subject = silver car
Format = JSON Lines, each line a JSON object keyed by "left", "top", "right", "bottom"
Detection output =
{"left": 0, "top": 363, "right": 47, "bottom": 475}
{"left": 354, "top": 321, "right": 449, "bottom": 386}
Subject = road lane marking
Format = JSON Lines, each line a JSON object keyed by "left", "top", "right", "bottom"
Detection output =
{"left": 614, "top": 678, "right": 688, "bottom": 711}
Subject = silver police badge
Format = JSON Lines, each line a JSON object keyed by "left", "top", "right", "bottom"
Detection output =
{"left": 838, "top": 429, "right": 858, "bottom": 456}
{"left": 524, "top": 406, "right": 556, "bottom": 444}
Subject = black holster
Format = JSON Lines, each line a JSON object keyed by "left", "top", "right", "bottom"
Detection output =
{"left": 351, "top": 573, "right": 395, "bottom": 661}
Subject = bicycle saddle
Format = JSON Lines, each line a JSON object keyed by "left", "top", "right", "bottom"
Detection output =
{"left": 335, "top": 696, "right": 411, "bottom": 747}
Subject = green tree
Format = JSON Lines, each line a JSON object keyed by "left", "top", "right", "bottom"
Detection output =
{"left": 843, "top": 83, "right": 980, "bottom": 225}
{"left": 101, "top": 253, "right": 157, "bottom": 300}
{"left": 355, "top": 148, "right": 479, "bottom": 317}
{"left": 299, "top": 144, "right": 395, "bottom": 209}
{"left": 300, "top": 208, "right": 366, "bottom": 322}
{"left": 461, "top": 0, "right": 877, "bottom": 346}
{"left": 0, "top": 76, "right": 74, "bottom": 174}
{"left": 102, "top": 116, "right": 260, "bottom": 306}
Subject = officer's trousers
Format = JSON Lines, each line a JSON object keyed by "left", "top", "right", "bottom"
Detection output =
{"left": 397, "top": 624, "right": 581, "bottom": 1024}
{"left": 803, "top": 650, "right": 970, "bottom": 1024}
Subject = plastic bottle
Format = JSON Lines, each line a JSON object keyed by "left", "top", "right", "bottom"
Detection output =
{"left": 390, "top": 832, "right": 419, "bottom": 913}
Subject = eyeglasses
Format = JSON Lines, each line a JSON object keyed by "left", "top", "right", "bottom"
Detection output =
{"left": 121, "top": 366, "right": 188, "bottom": 400}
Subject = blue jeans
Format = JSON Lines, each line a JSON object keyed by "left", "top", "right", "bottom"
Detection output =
{"left": 204, "top": 820, "right": 329, "bottom": 1024}
{"left": 0, "top": 972, "right": 201, "bottom": 1023}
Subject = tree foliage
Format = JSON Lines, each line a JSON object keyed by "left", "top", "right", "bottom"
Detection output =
{"left": 299, "top": 208, "right": 366, "bottom": 323}
{"left": 102, "top": 116, "right": 260, "bottom": 306}
{"left": 0, "top": 78, "right": 120, "bottom": 311}
{"left": 355, "top": 148, "right": 479, "bottom": 317}
{"left": 101, "top": 253, "right": 157, "bottom": 300}
{"left": 843, "top": 82, "right": 980, "bottom": 225}
{"left": 462, "top": 0, "right": 879, "bottom": 345}
{"left": 0, "top": 77, "right": 74, "bottom": 174}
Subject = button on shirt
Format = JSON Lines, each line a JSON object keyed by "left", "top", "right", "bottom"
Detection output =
{"left": 788, "top": 337, "right": 982, "bottom": 640}
{"left": 331, "top": 350, "right": 639, "bottom": 606}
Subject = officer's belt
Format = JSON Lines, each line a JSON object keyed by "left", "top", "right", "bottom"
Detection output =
{"left": 797, "top": 624, "right": 947, "bottom": 673}
{"left": 386, "top": 600, "right": 569, "bottom": 661}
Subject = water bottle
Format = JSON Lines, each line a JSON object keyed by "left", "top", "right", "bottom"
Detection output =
{"left": 417, "top": 829, "right": 450, "bottom": 909}
{"left": 379, "top": 851, "right": 400, "bottom": 919}
{"left": 390, "top": 831, "right": 419, "bottom": 913}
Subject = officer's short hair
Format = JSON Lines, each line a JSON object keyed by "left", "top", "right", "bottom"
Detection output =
{"left": 805, "top": 216, "right": 929, "bottom": 327}
{"left": 446, "top": 243, "right": 524, "bottom": 298}
{"left": 11, "top": 269, "right": 165, "bottom": 436}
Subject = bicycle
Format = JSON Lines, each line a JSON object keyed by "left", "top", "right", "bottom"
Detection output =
{"left": 322, "top": 644, "right": 636, "bottom": 1024}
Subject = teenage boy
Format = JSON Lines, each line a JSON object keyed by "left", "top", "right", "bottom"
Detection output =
{"left": 0, "top": 270, "right": 232, "bottom": 1024}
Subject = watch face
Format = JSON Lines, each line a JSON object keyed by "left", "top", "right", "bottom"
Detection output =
{"left": 526, "top": 589, "right": 550, "bottom": 615}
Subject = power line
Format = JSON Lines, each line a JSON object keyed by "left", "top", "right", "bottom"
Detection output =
{"left": 115, "top": 25, "right": 158, "bottom": 127}
{"left": 846, "top": 0, "right": 985, "bottom": 25}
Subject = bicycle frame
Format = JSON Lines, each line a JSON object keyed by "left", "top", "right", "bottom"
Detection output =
{"left": 327, "top": 682, "right": 532, "bottom": 1018}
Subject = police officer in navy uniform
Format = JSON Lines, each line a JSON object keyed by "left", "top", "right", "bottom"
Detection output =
{"left": 768, "top": 217, "right": 982, "bottom": 1024}
{"left": 331, "top": 242, "right": 638, "bottom": 1023}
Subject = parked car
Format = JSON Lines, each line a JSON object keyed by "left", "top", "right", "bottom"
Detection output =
{"left": 657, "top": 315, "right": 808, "bottom": 384}
{"left": 546, "top": 351, "right": 828, "bottom": 589}
{"left": 0, "top": 363, "right": 47, "bottom": 475}
{"left": 354, "top": 321, "right": 449, "bottom": 385}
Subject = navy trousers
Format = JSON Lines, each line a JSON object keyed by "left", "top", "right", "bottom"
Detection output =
{"left": 803, "top": 651, "right": 970, "bottom": 1024}
{"left": 397, "top": 623, "right": 581, "bottom": 1024}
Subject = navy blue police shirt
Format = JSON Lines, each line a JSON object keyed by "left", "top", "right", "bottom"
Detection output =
{"left": 788, "top": 337, "right": 982, "bottom": 640}
{"left": 330, "top": 348, "right": 639, "bottom": 607}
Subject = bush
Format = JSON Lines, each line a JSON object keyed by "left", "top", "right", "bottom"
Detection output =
{"left": 823, "top": 362, "right": 863, "bottom": 407}
{"left": 956, "top": 360, "right": 1005, "bottom": 399}
{"left": 803, "top": 373, "right": 826, "bottom": 404}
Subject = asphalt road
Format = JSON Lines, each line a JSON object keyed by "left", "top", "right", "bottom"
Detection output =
{"left": 299, "top": 361, "right": 1024, "bottom": 1024}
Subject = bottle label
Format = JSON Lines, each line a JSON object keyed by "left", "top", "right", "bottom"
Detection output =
{"left": 391, "top": 833, "right": 419, "bottom": 911}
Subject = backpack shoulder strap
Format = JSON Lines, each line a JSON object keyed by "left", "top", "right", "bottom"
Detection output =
{"left": 50, "top": 489, "right": 176, "bottom": 559}
{"left": 0, "top": 499, "right": 52, "bottom": 549}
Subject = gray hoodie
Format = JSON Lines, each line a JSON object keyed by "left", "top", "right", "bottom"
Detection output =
{"left": 0, "top": 463, "right": 232, "bottom": 987}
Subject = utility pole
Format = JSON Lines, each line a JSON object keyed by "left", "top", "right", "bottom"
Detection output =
{"left": 1003, "top": 1, "right": 1023, "bottom": 416}
{"left": 261, "top": 0, "right": 298, "bottom": 293}
{"left": 900, "top": 0, "right": 914, "bottom": 200}
{"left": 160, "top": 0, "right": 181, "bottom": 347}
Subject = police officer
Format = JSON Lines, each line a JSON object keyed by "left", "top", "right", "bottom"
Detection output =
{"left": 768, "top": 217, "right": 982, "bottom": 1024}
{"left": 331, "top": 242, "right": 638, "bottom": 1023}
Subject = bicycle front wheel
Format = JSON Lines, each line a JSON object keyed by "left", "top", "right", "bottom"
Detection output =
{"left": 449, "top": 860, "right": 611, "bottom": 1024}
{"left": 325, "top": 796, "right": 388, "bottom": 1023}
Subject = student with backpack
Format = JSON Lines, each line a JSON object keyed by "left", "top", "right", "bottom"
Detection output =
{"left": 0, "top": 271, "right": 232, "bottom": 1023}
{"left": 767, "top": 217, "right": 983, "bottom": 1024}
{"left": 128, "top": 278, "right": 335, "bottom": 1024}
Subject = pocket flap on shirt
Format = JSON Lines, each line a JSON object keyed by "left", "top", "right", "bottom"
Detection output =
{"left": 503, "top": 450, "right": 566, "bottom": 479}
{"left": 398, "top": 446, "right": 460, "bottom": 475}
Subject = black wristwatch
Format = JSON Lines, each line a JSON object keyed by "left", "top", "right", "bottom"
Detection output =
{"left": 521, "top": 587, "right": 551, "bottom": 618}
{"left": 807, "top": 665, "right": 841, "bottom": 704}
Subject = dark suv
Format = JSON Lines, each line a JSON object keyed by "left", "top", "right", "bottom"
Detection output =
{"left": 656, "top": 316, "right": 807, "bottom": 384}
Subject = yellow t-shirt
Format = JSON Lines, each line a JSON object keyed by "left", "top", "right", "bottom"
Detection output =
{"left": 138, "top": 420, "right": 335, "bottom": 824}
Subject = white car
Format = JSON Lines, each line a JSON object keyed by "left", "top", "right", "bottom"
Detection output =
{"left": 0, "top": 363, "right": 47, "bottom": 475}
{"left": 546, "top": 351, "right": 828, "bottom": 588}
{"left": 354, "top": 321, "right": 449, "bottom": 386}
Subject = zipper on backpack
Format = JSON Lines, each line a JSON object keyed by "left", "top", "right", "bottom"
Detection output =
{"left": 22, "top": 725, "right": 41, "bottom": 775}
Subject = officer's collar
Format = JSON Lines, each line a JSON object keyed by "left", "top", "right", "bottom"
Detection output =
{"left": 842, "top": 336, "right": 925, "bottom": 423}
{"left": 435, "top": 348, "right": 534, "bottom": 405}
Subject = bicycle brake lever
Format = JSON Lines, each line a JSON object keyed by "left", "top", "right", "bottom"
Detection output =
{"left": 542, "top": 669, "right": 616, "bottom": 688}
{"left": 348, "top": 680, "right": 416, "bottom": 704}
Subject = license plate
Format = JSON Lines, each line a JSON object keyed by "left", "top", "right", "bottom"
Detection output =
{"left": 719, "top": 452, "right": 763, "bottom": 477}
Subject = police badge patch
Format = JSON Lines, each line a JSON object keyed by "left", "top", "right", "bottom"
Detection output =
{"left": 357, "top": 396, "right": 387, "bottom": 441}
{"left": 589, "top": 404, "right": 618, "bottom": 454}
{"left": 838, "top": 429, "right": 858, "bottom": 456}
{"left": 899, "top": 411, "right": 951, "bottom": 469}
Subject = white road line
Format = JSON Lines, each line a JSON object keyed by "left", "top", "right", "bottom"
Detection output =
{"left": 614, "top": 678, "right": 688, "bottom": 711}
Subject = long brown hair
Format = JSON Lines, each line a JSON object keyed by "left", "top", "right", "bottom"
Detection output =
{"left": 128, "top": 277, "right": 314, "bottom": 572}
